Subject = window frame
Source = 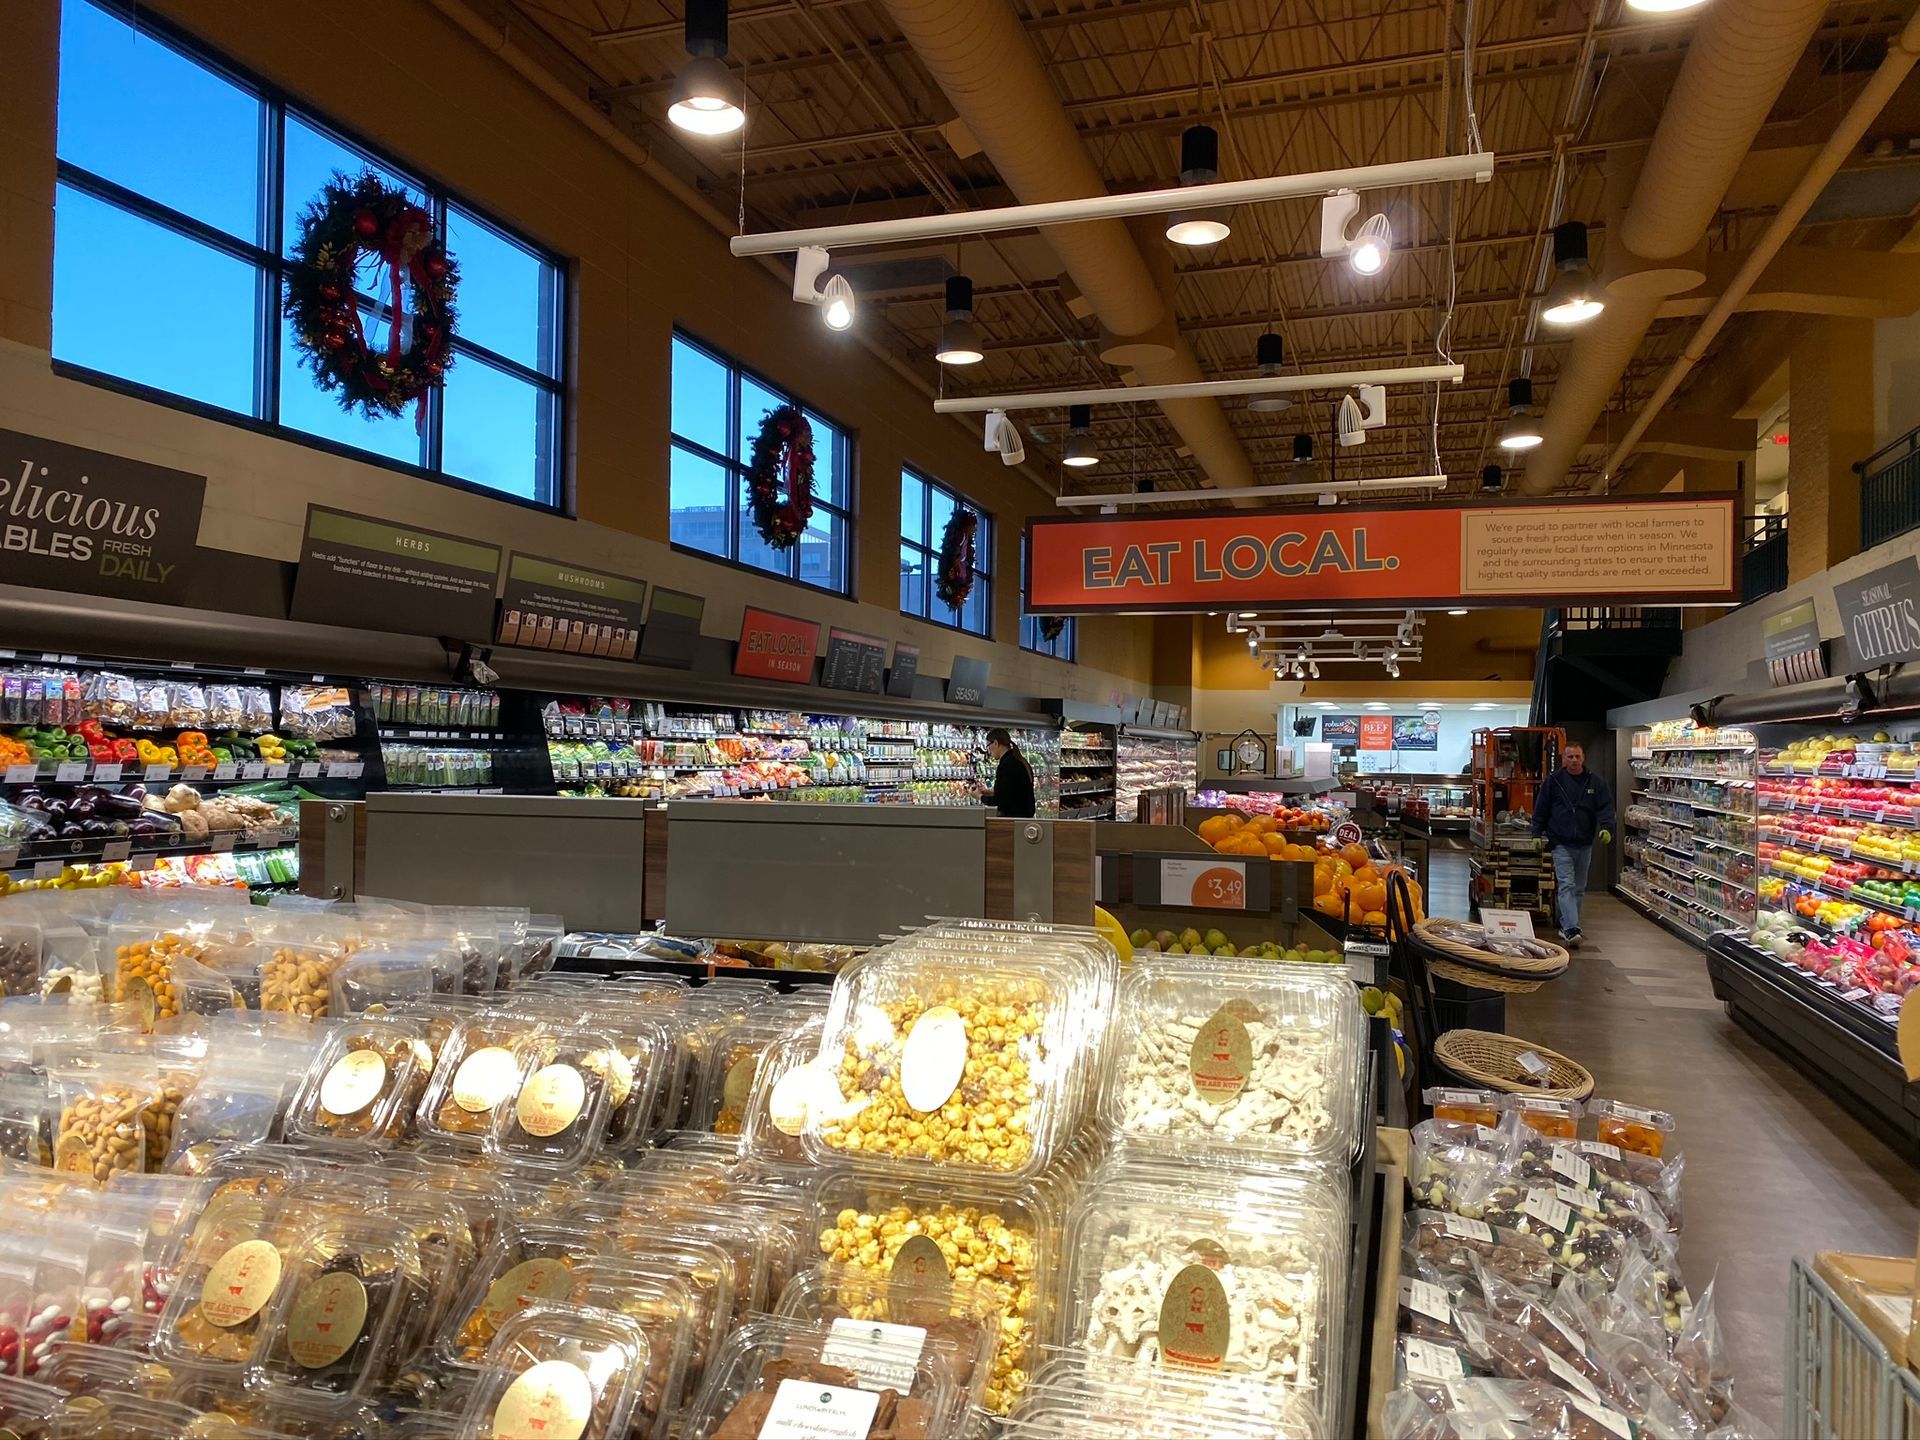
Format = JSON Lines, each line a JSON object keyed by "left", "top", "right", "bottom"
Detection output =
{"left": 51, "top": 0, "right": 570, "bottom": 514}
{"left": 899, "top": 466, "right": 994, "bottom": 638}
{"left": 668, "top": 328, "right": 856, "bottom": 599}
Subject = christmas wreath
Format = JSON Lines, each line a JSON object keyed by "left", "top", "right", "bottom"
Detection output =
{"left": 747, "top": 405, "right": 816, "bottom": 549}
{"left": 935, "top": 507, "right": 978, "bottom": 611}
{"left": 1038, "top": 615, "right": 1067, "bottom": 641}
{"left": 284, "top": 171, "right": 458, "bottom": 424}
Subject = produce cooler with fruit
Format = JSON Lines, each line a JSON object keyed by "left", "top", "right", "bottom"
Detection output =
{"left": 1698, "top": 718, "right": 1920, "bottom": 1155}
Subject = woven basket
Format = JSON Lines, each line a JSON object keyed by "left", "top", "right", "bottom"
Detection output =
{"left": 1426, "top": 957, "right": 1544, "bottom": 995}
{"left": 1413, "top": 920, "right": 1570, "bottom": 982}
{"left": 1431, "top": 1029, "right": 1594, "bottom": 1099}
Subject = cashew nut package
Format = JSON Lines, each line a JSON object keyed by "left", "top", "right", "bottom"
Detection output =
{"left": 1101, "top": 958, "right": 1362, "bottom": 1165}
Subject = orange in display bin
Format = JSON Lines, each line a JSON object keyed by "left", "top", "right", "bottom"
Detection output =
{"left": 1588, "top": 1097, "right": 1674, "bottom": 1157}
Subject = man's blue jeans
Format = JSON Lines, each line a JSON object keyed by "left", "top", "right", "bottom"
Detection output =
{"left": 1552, "top": 843, "right": 1591, "bottom": 934}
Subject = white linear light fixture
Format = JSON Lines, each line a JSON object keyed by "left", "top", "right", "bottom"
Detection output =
{"left": 936, "top": 361, "right": 1462, "bottom": 415}
{"left": 728, "top": 153, "right": 1495, "bottom": 257}
{"left": 1054, "top": 474, "right": 1445, "bottom": 507}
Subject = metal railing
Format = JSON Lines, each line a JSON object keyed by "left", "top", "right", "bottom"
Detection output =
{"left": 1742, "top": 514, "right": 1789, "bottom": 604}
{"left": 1855, "top": 423, "right": 1920, "bottom": 550}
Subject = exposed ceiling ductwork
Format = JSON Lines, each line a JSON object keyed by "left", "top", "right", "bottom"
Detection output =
{"left": 881, "top": 0, "right": 1256, "bottom": 493}
{"left": 1519, "top": 0, "right": 1832, "bottom": 496}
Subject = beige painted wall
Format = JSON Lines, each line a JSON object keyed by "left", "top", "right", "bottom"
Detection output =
{"left": 0, "top": 1, "right": 1152, "bottom": 699}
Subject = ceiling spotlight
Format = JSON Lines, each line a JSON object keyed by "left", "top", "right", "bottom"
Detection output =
{"left": 934, "top": 275, "right": 983, "bottom": 365}
{"left": 1541, "top": 222, "right": 1604, "bottom": 327}
{"left": 1498, "top": 378, "right": 1543, "bottom": 451}
{"left": 793, "top": 247, "right": 855, "bottom": 330}
{"left": 1480, "top": 463, "right": 1503, "bottom": 493}
{"left": 1062, "top": 404, "right": 1099, "bottom": 468}
{"left": 1320, "top": 189, "right": 1392, "bottom": 276}
{"left": 1248, "top": 332, "right": 1291, "bottom": 413}
{"left": 1165, "top": 125, "right": 1232, "bottom": 246}
{"left": 1292, "top": 433, "right": 1314, "bottom": 465}
{"left": 668, "top": 0, "right": 746, "bottom": 136}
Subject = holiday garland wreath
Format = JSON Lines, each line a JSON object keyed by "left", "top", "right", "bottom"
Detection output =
{"left": 285, "top": 171, "right": 458, "bottom": 423}
{"left": 747, "top": 405, "right": 816, "bottom": 549}
{"left": 935, "top": 507, "right": 979, "bottom": 611}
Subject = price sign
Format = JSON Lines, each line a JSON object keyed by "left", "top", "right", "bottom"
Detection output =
{"left": 92, "top": 763, "right": 122, "bottom": 783}
{"left": 1479, "top": 908, "right": 1537, "bottom": 941}
{"left": 4, "top": 765, "right": 39, "bottom": 785}
{"left": 240, "top": 762, "right": 266, "bottom": 780}
{"left": 1160, "top": 857, "right": 1249, "bottom": 910}
{"left": 54, "top": 761, "right": 87, "bottom": 783}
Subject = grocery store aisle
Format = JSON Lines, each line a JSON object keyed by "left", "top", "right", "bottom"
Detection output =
{"left": 1503, "top": 895, "right": 1920, "bottom": 1432}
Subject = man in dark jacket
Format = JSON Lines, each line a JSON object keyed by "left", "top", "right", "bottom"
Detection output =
{"left": 1530, "top": 742, "right": 1615, "bottom": 949}
{"left": 978, "top": 728, "right": 1037, "bottom": 818}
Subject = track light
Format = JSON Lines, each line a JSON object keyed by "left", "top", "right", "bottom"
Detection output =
{"left": 1480, "top": 463, "right": 1503, "bottom": 493}
{"left": 1292, "top": 433, "right": 1314, "bottom": 465}
{"left": 668, "top": 0, "right": 746, "bottom": 136}
{"left": 934, "top": 275, "right": 983, "bottom": 365}
{"left": 1320, "top": 190, "right": 1392, "bottom": 276}
{"left": 1062, "top": 404, "right": 1099, "bottom": 468}
{"left": 1541, "top": 222, "right": 1604, "bottom": 327}
{"left": 792, "top": 247, "right": 855, "bottom": 330}
{"left": 1165, "top": 126, "right": 1231, "bottom": 246}
{"left": 1247, "top": 332, "right": 1291, "bottom": 413}
{"left": 1498, "top": 378, "right": 1543, "bottom": 451}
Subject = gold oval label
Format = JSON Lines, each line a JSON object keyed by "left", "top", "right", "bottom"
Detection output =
{"left": 1188, "top": 1006, "right": 1254, "bottom": 1106}
{"left": 888, "top": 1233, "right": 952, "bottom": 1317}
{"left": 286, "top": 1271, "right": 368, "bottom": 1369}
{"left": 491, "top": 1358, "right": 592, "bottom": 1440}
{"left": 454, "top": 1046, "right": 521, "bottom": 1113}
{"left": 900, "top": 1005, "right": 967, "bottom": 1114}
{"left": 516, "top": 1064, "right": 586, "bottom": 1138}
{"left": 480, "top": 1257, "right": 575, "bottom": 1330}
{"left": 1157, "top": 1262, "right": 1231, "bottom": 1371}
{"left": 200, "top": 1239, "right": 282, "bottom": 1328}
{"left": 722, "top": 1053, "right": 757, "bottom": 1120}
{"left": 319, "top": 1049, "right": 387, "bottom": 1117}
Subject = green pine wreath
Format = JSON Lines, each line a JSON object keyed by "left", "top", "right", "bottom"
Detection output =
{"left": 747, "top": 404, "right": 815, "bottom": 549}
{"left": 284, "top": 170, "right": 458, "bottom": 420}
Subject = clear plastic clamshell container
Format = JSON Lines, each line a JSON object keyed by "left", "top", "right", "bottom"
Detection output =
{"left": 805, "top": 940, "right": 1093, "bottom": 1180}
{"left": 1102, "top": 958, "right": 1362, "bottom": 1165}
{"left": 1061, "top": 1162, "right": 1346, "bottom": 1423}
{"left": 811, "top": 1170, "right": 1053, "bottom": 1417}
{"left": 679, "top": 1315, "right": 961, "bottom": 1440}
{"left": 283, "top": 1014, "right": 435, "bottom": 1148}
{"left": 455, "top": 1301, "right": 652, "bottom": 1440}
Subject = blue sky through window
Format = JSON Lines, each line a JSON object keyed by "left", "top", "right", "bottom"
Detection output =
{"left": 51, "top": 0, "right": 565, "bottom": 509}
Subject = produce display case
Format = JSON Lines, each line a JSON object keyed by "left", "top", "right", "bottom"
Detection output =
{"left": 1617, "top": 721, "right": 1757, "bottom": 948}
{"left": 1114, "top": 726, "right": 1199, "bottom": 821}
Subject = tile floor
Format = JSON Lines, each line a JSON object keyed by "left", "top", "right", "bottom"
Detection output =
{"left": 1424, "top": 849, "right": 1920, "bottom": 1433}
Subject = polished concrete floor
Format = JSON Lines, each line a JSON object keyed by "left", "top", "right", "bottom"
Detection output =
{"left": 1424, "top": 849, "right": 1920, "bottom": 1433}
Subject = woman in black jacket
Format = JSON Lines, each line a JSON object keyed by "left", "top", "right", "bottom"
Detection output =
{"left": 977, "top": 727, "right": 1036, "bottom": 818}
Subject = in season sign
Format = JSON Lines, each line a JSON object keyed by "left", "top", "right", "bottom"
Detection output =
{"left": 1024, "top": 496, "right": 1736, "bottom": 612}
{"left": 0, "top": 430, "right": 205, "bottom": 601}
{"left": 734, "top": 606, "right": 820, "bottom": 683}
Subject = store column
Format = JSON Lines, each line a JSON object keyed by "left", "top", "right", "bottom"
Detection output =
{"left": 1787, "top": 317, "right": 1872, "bottom": 585}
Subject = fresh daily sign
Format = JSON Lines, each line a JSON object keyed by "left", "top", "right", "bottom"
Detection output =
{"left": 0, "top": 430, "right": 205, "bottom": 601}
{"left": 1025, "top": 496, "right": 1736, "bottom": 612}
{"left": 1834, "top": 558, "right": 1920, "bottom": 668}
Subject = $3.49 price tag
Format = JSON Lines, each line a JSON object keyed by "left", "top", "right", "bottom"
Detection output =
{"left": 1160, "top": 857, "right": 1248, "bottom": 910}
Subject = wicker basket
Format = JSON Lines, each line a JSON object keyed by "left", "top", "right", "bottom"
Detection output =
{"left": 1413, "top": 920, "right": 1570, "bottom": 982}
{"left": 1426, "top": 957, "right": 1544, "bottom": 995}
{"left": 1430, "top": 1029, "right": 1594, "bottom": 1099}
